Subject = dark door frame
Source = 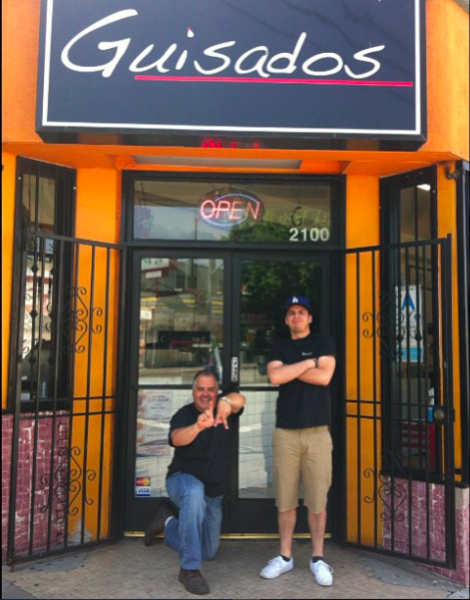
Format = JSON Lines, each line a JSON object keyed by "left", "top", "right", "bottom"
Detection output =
{"left": 124, "top": 248, "right": 232, "bottom": 533}
{"left": 120, "top": 169, "right": 346, "bottom": 536}
{"left": 227, "top": 249, "right": 340, "bottom": 535}
{"left": 122, "top": 245, "right": 344, "bottom": 535}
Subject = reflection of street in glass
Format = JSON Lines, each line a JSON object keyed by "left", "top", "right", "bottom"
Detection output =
{"left": 138, "top": 257, "right": 225, "bottom": 385}
{"left": 238, "top": 391, "right": 277, "bottom": 500}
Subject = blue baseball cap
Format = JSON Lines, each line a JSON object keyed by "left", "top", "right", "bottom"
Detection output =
{"left": 285, "top": 295, "right": 312, "bottom": 313}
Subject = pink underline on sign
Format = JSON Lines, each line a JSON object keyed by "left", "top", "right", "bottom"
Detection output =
{"left": 134, "top": 75, "right": 413, "bottom": 87}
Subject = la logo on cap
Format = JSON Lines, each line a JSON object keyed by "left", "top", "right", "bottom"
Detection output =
{"left": 292, "top": 297, "right": 299, "bottom": 303}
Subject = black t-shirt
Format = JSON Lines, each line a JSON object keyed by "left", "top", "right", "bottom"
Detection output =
{"left": 268, "top": 332, "right": 336, "bottom": 429}
{"left": 167, "top": 400, "right": 243, "bottom": 497}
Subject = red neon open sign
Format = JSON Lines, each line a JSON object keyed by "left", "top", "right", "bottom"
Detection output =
{"left": 199, "top": 190, "right": 263, "bottom": 228}
{"left": 201, "top": 139, "right": 261, "bottom": 149}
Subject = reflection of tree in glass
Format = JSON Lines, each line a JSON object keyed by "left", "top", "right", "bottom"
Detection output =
{"left": 289, "top": 206, "right": 330, "bottom": 231}
{"left": 227, "top": 216, "right": 285, "bottom": 243}
{"left": 228, "top": 206, "right": 329, "bottom": 243}
{"left": 229, "top": 209, "right": 325, "bottom": 333}
{"left": 242, "top": 260, "right": 323, "bottom": 338}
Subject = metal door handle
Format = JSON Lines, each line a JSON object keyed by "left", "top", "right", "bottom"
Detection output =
{"left": 231, "top": 357, "right": 239, "bottom": 383}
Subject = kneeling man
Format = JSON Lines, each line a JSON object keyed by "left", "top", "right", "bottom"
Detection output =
{"left": 144, "top": 369, "right": 246, "bottom": 595}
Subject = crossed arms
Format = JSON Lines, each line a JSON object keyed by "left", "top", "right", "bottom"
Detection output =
{"left": 267, "top": 356, "right": 336, "bottom": 387}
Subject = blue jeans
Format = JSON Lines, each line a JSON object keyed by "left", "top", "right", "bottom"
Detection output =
{"left": 165, "top": 472, "right": 223, "bottom": 570}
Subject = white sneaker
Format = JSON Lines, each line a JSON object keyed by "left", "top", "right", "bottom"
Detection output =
{"left": 310, "top": 559, "right": 334, "bottom": 586}
{"left": 260, "top": 556, "right": 294, "bottom": 579}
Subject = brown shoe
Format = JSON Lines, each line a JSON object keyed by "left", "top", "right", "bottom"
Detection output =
{"left": 143, "top": 499, "right": 178, "bottom": 546}
{"left": 178, "top": 568, "right": 210, "bottom": 595}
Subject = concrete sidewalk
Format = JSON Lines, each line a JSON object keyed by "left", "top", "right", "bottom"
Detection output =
{"left": 2, "top": 539, "right": 469, "bottom": 600}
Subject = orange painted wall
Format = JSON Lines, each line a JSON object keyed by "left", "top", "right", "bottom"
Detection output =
{"left": 422, "top": 0, "right": 469, "bottom": 158}
{"left": 345, "top": 177, "right": 383, "bottom": 544}
{"left": 2, "top": 0, "right": 469, "bottom": 160}
{"left": 75, "top": 169, "right": 122, "bottom": 243}
{"left": 65, "top": 169, "right": 122, "bottom": 540}
{"left": 346, "top": 177, "right": 380, "bottom": 249}
{"left": 2, "top": 0, "right": 40, "bottom": 145}
{"left": 2, "top": 152, "right": 17, "bottom": 410}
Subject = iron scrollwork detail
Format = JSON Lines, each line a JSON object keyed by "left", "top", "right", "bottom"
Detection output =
{"left": 363, "top": 449, "right": 426, "bottom": 523}
{"left": 364, "top": 467, "right": 408, "bottom": 523}
{"left": 361, "top": 291, "right": 398, "bottom": 351}
{"left": 63, "top": 286, "right": 104, "bottom": 354}
{"left": 38, "top": 445, "right": 97, "bottom": 516}
{"left": 361, "top": 290, "right": 423, "bottom": 361}
{"left": 92, "top": 307, "right": 104, "bottom": 335}
{"left": 66, "top": 446, "right": 97, "bottom": 514}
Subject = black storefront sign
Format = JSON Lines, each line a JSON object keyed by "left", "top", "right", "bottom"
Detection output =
{"left": 36, "top": 0, "right": 426, "bottom": 149}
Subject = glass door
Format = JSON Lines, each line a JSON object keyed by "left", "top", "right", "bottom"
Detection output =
{"left": 228, "top": 253, "right": 334, "bottom": 534}
{"left": 125, "top": 250, "right": 337, "bottom": 535}
{"left": 125, "top": 251, "right": 231, "bottom": 532}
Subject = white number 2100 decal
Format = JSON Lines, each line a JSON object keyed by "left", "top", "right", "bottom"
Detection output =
{"left": 289, "top": 228, "right": 330, "bottom": 242}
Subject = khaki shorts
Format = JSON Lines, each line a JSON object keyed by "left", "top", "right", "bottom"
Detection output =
{"left": 273, "top": 426, "right": 333, "bottom": 514}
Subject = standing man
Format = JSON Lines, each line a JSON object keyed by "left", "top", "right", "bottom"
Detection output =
{"left": 260, "top": 296, "right": 336, "bottom": 586}
{"left": 144, "top": 369, "right": 245, "bottom": 596}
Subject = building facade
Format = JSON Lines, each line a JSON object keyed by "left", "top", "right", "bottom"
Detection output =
{"left": 2, "top": 0, "right": 469, "bottom": 586}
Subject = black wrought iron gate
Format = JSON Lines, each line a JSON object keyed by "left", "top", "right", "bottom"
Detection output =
{"left": 7, "top": 232, "right": 457, "bottom": 568}
{"left": 7, "top": 231, "right": 126, "bottom": 566}
{"left": 343, "top": 237, "right": 456, "bottom": 568}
